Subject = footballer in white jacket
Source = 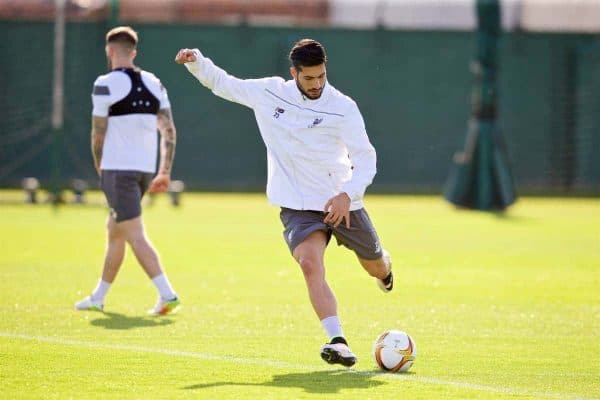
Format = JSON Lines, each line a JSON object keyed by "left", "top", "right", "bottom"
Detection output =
{"left": 176, "top": 39, "right": 393, "bottom": 367}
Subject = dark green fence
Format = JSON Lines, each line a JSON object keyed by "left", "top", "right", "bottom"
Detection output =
{"left": 1, "top": 21, "right": 598, "bottom": 193}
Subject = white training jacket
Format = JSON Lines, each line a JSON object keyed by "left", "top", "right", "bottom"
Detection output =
{"left": 184, "top": 49, "right": 376, "bottom": 212}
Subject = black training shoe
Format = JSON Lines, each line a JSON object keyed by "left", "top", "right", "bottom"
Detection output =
{"left": 377, "top": 250, "right": 393, "bottom": 292}
{"left": 320, "top": 343, "right": 357, "bottom": 367}
{"left": 377, "top": 271, "right": 393, "bottom": 292}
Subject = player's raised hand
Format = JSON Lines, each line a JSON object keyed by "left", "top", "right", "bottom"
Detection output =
{"left": 149, "top": 173, "right": 170, "bottom": 193}
{"left": 174, "top": 49, "right": 197, "bottom": 64}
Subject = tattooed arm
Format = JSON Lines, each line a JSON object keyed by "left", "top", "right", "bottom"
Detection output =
{"left": 157, "top": 108, "right": 177, "bottom": 175}
{"left": 149, "top": 108, "right": 177, "bottom": 193}
{"left": 91, "top": 116, "right": 108, "bottom": 176}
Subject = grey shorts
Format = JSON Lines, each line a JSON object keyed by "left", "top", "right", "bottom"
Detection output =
{"left": 279, "top": 207, "right": 383, "bottom": 260}
{"left": 100, "top": 170, "right": 153, "bottom": 223}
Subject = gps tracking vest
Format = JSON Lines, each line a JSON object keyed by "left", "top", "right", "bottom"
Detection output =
{"left": 108, "top": 68, "right": 160, "bottom": 116}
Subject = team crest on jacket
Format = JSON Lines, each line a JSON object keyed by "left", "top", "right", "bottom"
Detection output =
{"left": 273, "top": 107, "right": 285, "bottom": 119}
{"left": 308, "top": 117, "right": 323, "bottom": 128}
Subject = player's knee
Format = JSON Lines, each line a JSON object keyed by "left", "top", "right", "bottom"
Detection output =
{"left": 298, "top": 257, "right": 322, "bottom": 279}
{"left": 123, "top": 228, "right": 147, "bottom": 247}
{"left": 126, "top": 234, "right": 146, "bottom": 248}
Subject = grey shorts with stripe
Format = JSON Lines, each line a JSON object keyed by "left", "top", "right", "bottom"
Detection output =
{"left": 100, "top": 170, "right": 153, "bottom": 222}
{"left": 279, "top": 207, "right": 383, "bottom": 260}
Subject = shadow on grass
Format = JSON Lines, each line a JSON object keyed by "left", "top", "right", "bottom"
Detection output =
{"left": 451, "top": 206, "right": 535, "bottom": 223}
{"left": 183, "top": 369, "right": 386, "bottom": 393}
{"left": 90, "top": 311, "right": 175, "bottom": 330}
{"left": 490, "top": 210, "right": 534, "bottom": 222}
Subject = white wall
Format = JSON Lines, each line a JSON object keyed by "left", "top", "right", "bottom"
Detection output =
{"left": 328, "top": 0, "right": 600, "bottom": 32}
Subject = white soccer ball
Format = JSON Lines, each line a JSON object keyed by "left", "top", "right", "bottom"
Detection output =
{"left": 372, "top": 330, "right": 417, "bottom": 372}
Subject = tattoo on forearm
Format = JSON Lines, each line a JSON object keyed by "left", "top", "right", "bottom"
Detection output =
{"left": 91, "top": 116, "right": 108, "bottom": 170}
{"left": 157, "top": 108, "right": 177, "bottom": 174}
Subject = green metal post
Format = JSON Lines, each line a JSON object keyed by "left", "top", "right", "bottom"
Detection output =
{"left": 110, "top": 0, "right": 120, "bottom": 25}
{"left": 444, "top": 0, "right": 516, "bottom": 210}
{"left": 50, "top": 0, "right": 66, "bottom": 205}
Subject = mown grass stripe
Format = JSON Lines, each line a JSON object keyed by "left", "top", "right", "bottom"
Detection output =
{"left": 2, "top": 332, "right": 596, "bottom": 400}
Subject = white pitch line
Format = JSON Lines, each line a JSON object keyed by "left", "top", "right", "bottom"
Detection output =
{"left": 1, "top": 332, "right": 596, "bottom": 400}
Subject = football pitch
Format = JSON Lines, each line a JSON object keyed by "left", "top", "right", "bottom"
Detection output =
{"left": 1, "top": 192, "right": 598, "bottom": 400}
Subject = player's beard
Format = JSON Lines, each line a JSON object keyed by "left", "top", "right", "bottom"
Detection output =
{"left": 295, "top": 78, "right": 325, "bottom": 100}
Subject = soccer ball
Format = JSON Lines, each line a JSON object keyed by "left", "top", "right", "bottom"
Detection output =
{"left": 372, "top": 330, "right": 417, "bottom": 372}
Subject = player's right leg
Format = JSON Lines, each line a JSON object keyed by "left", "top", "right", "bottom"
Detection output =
{"left": 293, "top": 230, "right": 334, "bottom": 320}
{"left": 320, "top": 337, "right": 358, "bottom": 367}
{"left": 291, "top": 230, "right": 357, "bottom": 367}
{"left": 75, "top": 216, "right": 125, "bottom": 311}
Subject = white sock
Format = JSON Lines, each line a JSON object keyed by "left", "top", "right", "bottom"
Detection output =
{"left": 321, "top": 316, "right": 344, "bottom": 341}
{"left": 90, "top": 279, "right": 110, "bottom": 303}
{"left": 152, "top": 273, "right": 176, "bottom": 300}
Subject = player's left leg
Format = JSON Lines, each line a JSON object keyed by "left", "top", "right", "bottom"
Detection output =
{"left": 119, "top": 216, "right": 180, "bottom": 315}
{"left": 358, "top": 250, "right": 393, "bottom": 292}
{"left": 332, "top": 208, "right": 393, "bottom": 292}
{"left": 120, "top": 216, "right": 163, "bottom": 278}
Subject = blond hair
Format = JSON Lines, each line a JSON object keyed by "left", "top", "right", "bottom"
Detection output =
{"left": 106, "top": 26, "right": 138, "bottom": 50}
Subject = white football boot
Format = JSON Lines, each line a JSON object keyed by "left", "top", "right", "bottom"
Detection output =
{"left": 74, "top": 296, "right": 104, "bottom": 311}
{"left": 148, "top": 297, "right": 181, "bottom": 315}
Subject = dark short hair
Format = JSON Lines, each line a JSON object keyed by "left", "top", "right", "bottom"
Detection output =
{"left": 289, "top": 39, "right": 327, "bottom": 70}
{"left": 106, "top": 26, "right": 138, "bottom": 48}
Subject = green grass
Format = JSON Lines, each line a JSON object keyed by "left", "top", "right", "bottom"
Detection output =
{"left": 1, "top": 192, "right": 598, "bottom": 399}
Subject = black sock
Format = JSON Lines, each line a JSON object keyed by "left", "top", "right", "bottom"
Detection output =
{"left": 330, "top": 336, "right": 348, "bottom": 345}
{"left": 382, "top": 271, "right": 393, "bottom": 286}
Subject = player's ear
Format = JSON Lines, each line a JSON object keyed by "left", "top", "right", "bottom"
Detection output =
{"left": 132, "top": 48, "right": 137, "bottom": 60}
{"left": 289, "top": 66, "right": 297, "bottom": 80}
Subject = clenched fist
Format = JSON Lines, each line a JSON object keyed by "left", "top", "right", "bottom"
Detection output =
{"left": 174, "top": 48, "right": 197, "bottom": 64}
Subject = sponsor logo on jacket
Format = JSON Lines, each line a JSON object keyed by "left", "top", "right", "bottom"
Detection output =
{"left": 308, "top": 117, "right": 323, "bottom": 128}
